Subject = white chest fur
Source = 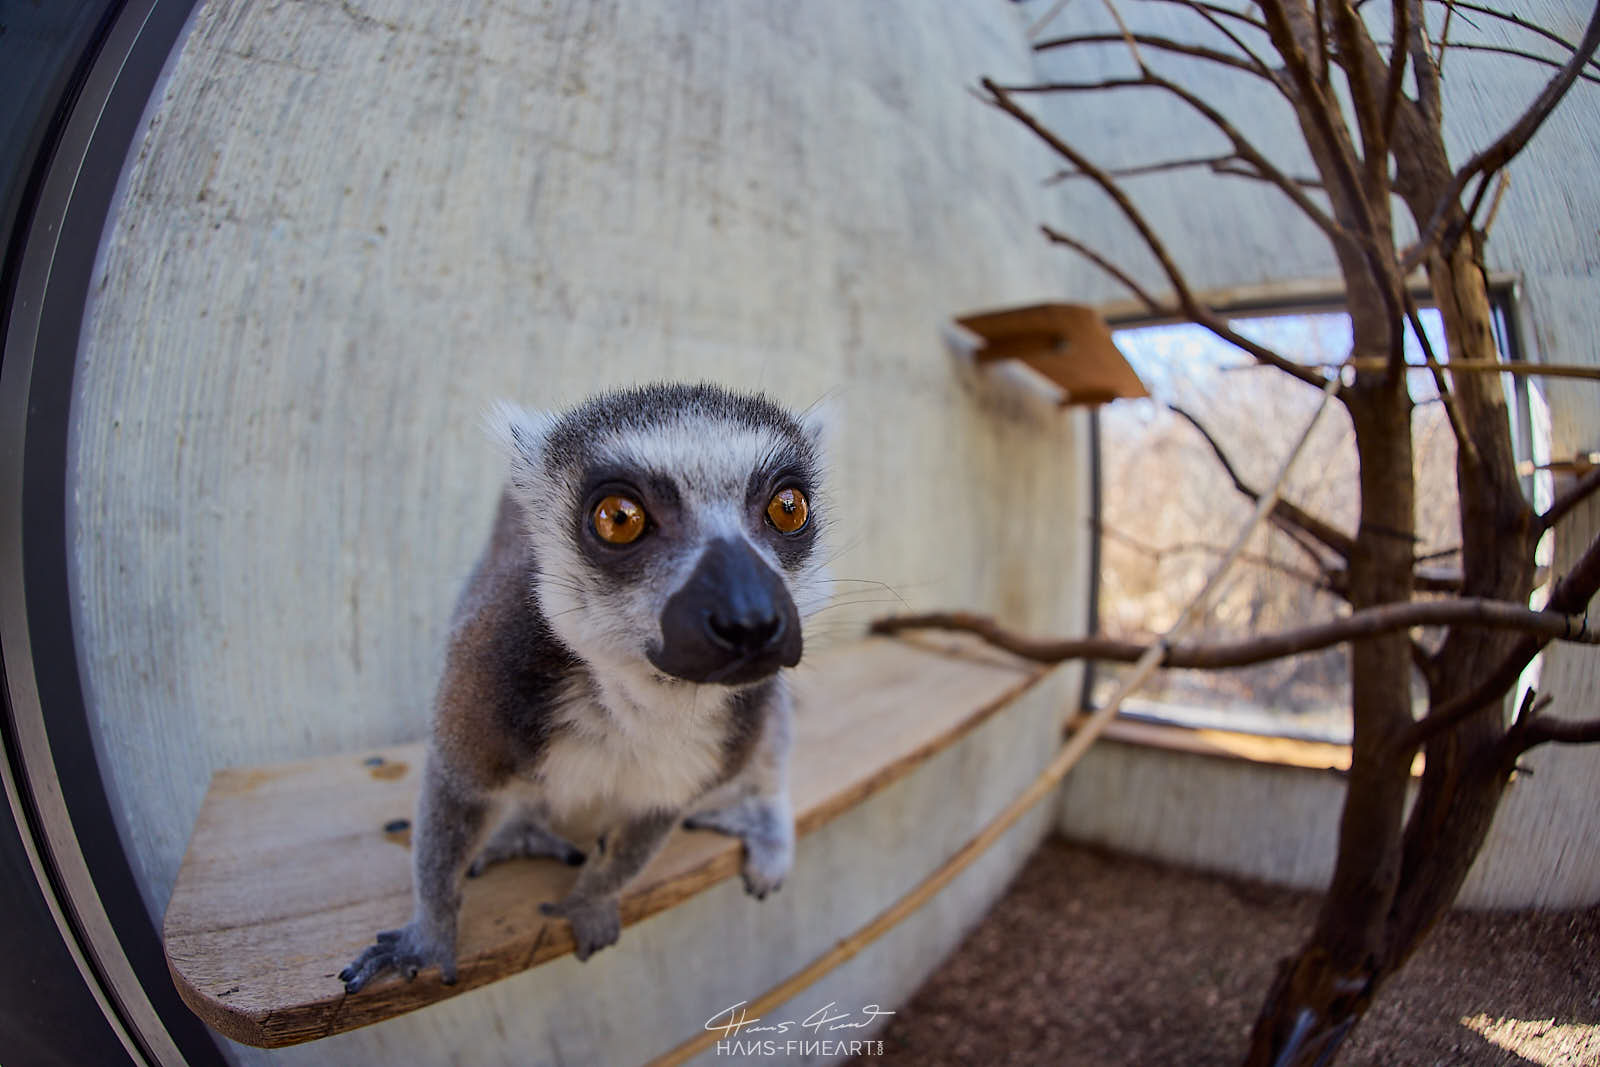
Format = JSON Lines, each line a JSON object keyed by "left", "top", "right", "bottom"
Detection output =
{"left": 527, "top": 667, "right": 732, "bottom": 843}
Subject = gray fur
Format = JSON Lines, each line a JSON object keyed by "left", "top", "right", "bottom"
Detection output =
{"left": 341, "top": 384, "right": 827, "bottom": 992}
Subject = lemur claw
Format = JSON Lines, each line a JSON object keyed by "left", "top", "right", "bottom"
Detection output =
{"left": 339, "top": 923, "right": 456, "bottom": 992}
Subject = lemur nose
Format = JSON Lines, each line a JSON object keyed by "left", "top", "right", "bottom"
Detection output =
{"left": 706, "top": 609, "right": 784, "bottom": 656}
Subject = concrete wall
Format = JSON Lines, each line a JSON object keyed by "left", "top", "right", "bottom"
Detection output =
{"left": 1023, "top": 0, "right": 1600, "bottom": 906}
{"left": 68, "top": 1, "right": 1090, "bottom": 1062}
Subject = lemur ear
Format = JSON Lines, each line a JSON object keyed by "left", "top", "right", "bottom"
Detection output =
{"left": 797, "top": 394, "right": 837, "bottom": 460}
{"left": 484, "top": 400, "right": 557, "bottom": 495}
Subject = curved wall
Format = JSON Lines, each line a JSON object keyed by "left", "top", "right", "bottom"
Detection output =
{"left": 68, "top": 1, "right": 1090, "bottom": 1062}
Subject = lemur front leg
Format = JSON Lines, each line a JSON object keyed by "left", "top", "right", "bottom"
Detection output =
{"left": 538, "top": 809, "right": 677, "bottom": 960}
{"left": 684, "top": 792, "right": 794, "bottom": 899}
{"left": 684, "top": 684, "right": 795, "bottom": 899}
{"left": 340, "top": 757, "right": 489, "bottom": 992}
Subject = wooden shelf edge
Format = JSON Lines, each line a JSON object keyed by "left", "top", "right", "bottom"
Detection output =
{"left": 1067, "top": 713, "right": 1424, "bottom": 777}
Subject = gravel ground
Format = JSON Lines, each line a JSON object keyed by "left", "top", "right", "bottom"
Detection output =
{"left": 853, "top": 838, "right": 1600, "bottom": 1066}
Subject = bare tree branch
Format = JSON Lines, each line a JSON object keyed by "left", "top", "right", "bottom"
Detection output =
{"left": 1330, "top": 0, "right": 1389, "bottom": 182}
{"left": 1391, "top": 528, "right": 1600, "bottom": 755}
{"left": 1171, "top": 405, "right": 1358, "bottom": 559}
{"left": 1314, "top": 0, "right": 1333, "bottom": 86}
{"left": 1315, "top": 357, "right": 1600, "bottom": 382}
{"left": 1540, "top": 465, "right": 1600, "bottom": 532}
{"left": 1381, "top": 0, "right": 1413, "bottom": 145}
{"left": 1033, "top": 31, "right": 1273, "bottom": 79}
{"left": 1498, "top": 689, "right": 1600, "bottom": 755}
{"left": 980, "top": 80, "right": 1330, "bottom": 389}
{"left": 1514, "top": 715, "right": 1600, "bottom": 747}
{"left": 1040, "top": 225, "right": 1168, "bottom": 312}
{"left": 1184, "top": 0, "right": 1281, "bottom": 78}
{"left": 1211, "top": 158, "right": 1325, "bottom": 187}
{"left": 1430, "top": 0, "right": 1600, "bottom": 76}
{"left": 1138, "top": 0, "right": 1269, "bottom": 35}
{"left": 1097, "top": 520, "right": 1339, "bottom": 591}
{"left": 993, "top": 76, "right": 1347, "bottom": 243}
{"left": 1415, "top": 41, "right": 1600, "bottom": 84}
{"left": 1046, "top": 152, "right": 1240, "bottom": 184}
{"left": 1406, "top": 0, "right": 1600, "bottom": 267}
{"left": 1047, "top": 149, "right": 1323, "bottom": 189}
{"left": 1172, "top": 404, "right": 1467, "bottom": 593}
{"left": 870, "top": 598, "right": 1596, "bottom": 670}
{"left": 1427, "top": 0, "right": 1452, "bottom": 107}
{"left": 1404, "top": 293, "right": 1481, "bottom": 467}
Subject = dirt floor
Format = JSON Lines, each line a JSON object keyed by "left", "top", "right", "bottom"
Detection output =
{"left": 853, "top": 838, "right": 1600, "bottom": 1066}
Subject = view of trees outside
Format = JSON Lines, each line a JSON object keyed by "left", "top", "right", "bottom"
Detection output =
{"left": 1089, "top": 308, "right": 1551, "bottom": 741}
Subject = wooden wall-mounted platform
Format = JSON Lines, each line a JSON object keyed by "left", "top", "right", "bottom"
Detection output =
{"left": 955, "top": 303, "right": 1149, "bottom": 407}
{"left": 162, "top": 635, "right": 1045, "bottom": 1048}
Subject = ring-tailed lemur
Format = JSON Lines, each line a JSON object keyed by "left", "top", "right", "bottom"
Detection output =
{"left": 340, "top": 383, "right": 829, "bottom": 991}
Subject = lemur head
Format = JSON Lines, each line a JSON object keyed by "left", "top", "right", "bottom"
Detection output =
{"left": 491, "top": 383, "right": 829, "bottom": 687}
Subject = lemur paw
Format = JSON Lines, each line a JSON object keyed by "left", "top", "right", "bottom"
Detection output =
{"left": 740, "top": 839, "right": 789, "bottom": 900}
{"left": 467, "top": 820, "right": 586, "bottom": 877}
{"left": 338, "top": 922, "right": 456, "bottom": 993}
{"left": 539, "top": 895, "right": 621, "bottom": 961}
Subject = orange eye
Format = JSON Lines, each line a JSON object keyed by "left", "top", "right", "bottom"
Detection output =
{"left": 766, "top": 487, "right": 809, "bottom": 534}
{"left": 592, "top": 495, "right": 647, "bottom": 545}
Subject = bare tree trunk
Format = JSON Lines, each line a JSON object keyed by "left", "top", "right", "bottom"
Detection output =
{"left": 1247, "top": 133, "right": 1541, "bottom": 1067}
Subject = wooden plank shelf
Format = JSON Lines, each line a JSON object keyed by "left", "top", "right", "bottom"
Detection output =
{"left": 162, "top": 635, "right": 1046, "bottom": 1048}
{"left": 955, "top": 303, "right": 1149, "bottom": 407}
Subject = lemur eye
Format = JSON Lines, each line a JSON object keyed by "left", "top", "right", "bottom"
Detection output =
{"left": 592, "top": 495, "right": 647, "bottom": 545}
{"left": 766, "top": 487, "right": 809, "bottom": 534}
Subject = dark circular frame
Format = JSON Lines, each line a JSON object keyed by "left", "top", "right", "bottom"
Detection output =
{"left": 0, "top": 1, "right": 225, "bottom": 1063}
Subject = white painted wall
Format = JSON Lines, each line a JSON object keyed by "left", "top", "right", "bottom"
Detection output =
{"left": 69, "top": 1, "right": 1091, "bottom": 1062}
{"left": 1022, "top": 0, "right": 1600, "bottom": 905}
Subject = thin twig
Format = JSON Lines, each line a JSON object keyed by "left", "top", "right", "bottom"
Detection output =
{"left": 1040, "top": 226, "right": 1168, "bottom": 312}
{"left": 1101, "top": 0, "right": 1152, "bottom": 70}
{"left": 1097, "top": 521, "right": 1338, "bottom": 590}
{"left": 1404, "top": 292, "right": 1481, "bottom": 468}
{"left": 870, "top": 599, "right": 1597, "bottom": 669}
{"left": 1311, "top": 358, "right": 1600, "bottom": 382}
{"left": 1416, "top": 41, "right": 1600, "bottom": 84}
{"left": 1184, "top": 1, "right": 1279, "bottom": 79}
{"left": 981, "top": 79, "right": 1328, "bottom": 389}
{"left": 1405, "top": 0, "right": 1600, "bottom": 268}
{"left": 993, "top": 76, "right": 1348, "bottom": 246}
{"left": 1479, "top": 172, "right": 1511, "bottom": 237}
{"left": 1027, "top": 0, "right": 1076, "bottom": 41}
{"left": 1138, "top": 0, "right": 1269, "bottom": 34}
{"left": 1045, "top": 152, "right": 1240, "bottom": 184}
{"left": 1429, "top": 0, "right": 1600, "bottom": 76}
{"left": 1211, "top": 158, "right": 1325, "bottom": 188}
{"left": 1033, "top": 32, "right": 1272, "bottom": 78}
{"left": 1436, "top": 0, "right": 1455, "bottom": 77}
{"left": 1170, "top": 405, "right": 1358, "bottom": 559}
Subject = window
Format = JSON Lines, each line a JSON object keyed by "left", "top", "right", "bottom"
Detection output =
{"left": 1086, "top": 290, "right": 1547, "bottom": 743}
